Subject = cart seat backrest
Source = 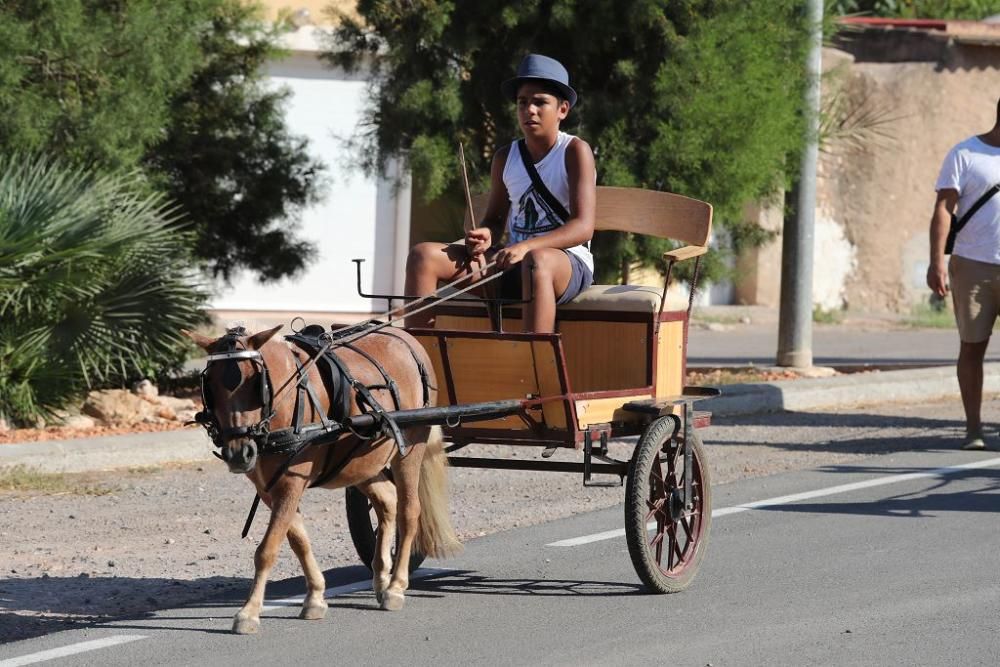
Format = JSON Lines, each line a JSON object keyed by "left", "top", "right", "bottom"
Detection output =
{"left": 468, "top": 186, "right": 712, "bottom": 247}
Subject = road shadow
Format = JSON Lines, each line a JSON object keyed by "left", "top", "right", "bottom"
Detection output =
{"left": 758, "top": 467, "right": 1000, "bottom": 519}
{"left": 690, "top": 356, "right": 965, "bottom": 366}
{"left": 704, "top": 408, "right": 972, "bottom": 456}
{"left": 0, "top": 574, "right": 246, "bottom": 644}
{"left": 0, "top": 563, "right": 401, "bottom": 644}
{"left": 715, "top": 410, "right": 961, "bottom": 430}
{"left": 410, "top": 569, "right": 645, "bottom": 598}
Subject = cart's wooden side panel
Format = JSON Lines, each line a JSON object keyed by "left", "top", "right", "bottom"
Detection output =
{"left": 559, "top": 320, "right": 649, "bottom": 392}
{"left": 531, "top": 341, "right": 568, "bottom": 429}
{"left": 411, "top": 332, "right": 570, "bottom": 432}
{"left": 432, "top": 313, "right": 652, "bottom": 395}
{"left": 655, "top": 319, "right": 685, "bottom": 398}
{"left": 434, "top": 313, "right": 499, "bottom": 332}
{"left": 448, "top": 337, "right": 535, "bottom": 400}
{"left": 575, "top": 394, "right": 653, "bottom": 428}
{"left": 448, "top": 337, "right": 533, "bottom": 430}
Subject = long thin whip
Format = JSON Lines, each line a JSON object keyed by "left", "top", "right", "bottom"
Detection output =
{"left": 267, "top": 259, "right": 505, "bottom": 410}
{"left": 459, "top": 142, "right": 476, "bottom": 234}
{"left": 269, "top": 143, "right": 495, "bottom": 406}
{"left": 381, "top": 140, "right": 485, "bottom": 323}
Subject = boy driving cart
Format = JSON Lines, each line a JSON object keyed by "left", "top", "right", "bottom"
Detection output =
{"left": 405, "top": 53, "right": 597, "bottom": 333}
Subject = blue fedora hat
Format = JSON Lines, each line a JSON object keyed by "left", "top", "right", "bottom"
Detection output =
{"left": 500, "top": 54, "right": 578, "bottom": 108}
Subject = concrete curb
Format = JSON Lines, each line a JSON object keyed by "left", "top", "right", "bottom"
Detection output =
{"left": 3, "top": 363, "right": 997, "bottom": 473}
{"left": 0, "top": 428, "right": 214, "bottom": 474}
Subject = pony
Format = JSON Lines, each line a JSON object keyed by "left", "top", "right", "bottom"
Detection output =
{"left": 184, "top": 324, "right": 462, "bottom": 634}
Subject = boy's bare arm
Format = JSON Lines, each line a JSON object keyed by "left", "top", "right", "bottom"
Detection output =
{"left": 466, "top": 146, "right": 511, "bottom": 257}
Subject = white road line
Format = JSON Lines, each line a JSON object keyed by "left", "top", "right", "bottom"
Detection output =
{"left": 3, "top": 569, "right": 456, "bottom": 664}
{"left": 0, "top": 635, "right": 146, "bottom": 667}
{"left": 260, "top": 567, "right": 454, "bottom": 611}
{"left": 547, "top": 456, "right": 1000, "bottom": 547}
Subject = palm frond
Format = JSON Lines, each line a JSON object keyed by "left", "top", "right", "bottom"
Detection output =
{"left": 0, "top": 155, "right": 207, "bottom": 425}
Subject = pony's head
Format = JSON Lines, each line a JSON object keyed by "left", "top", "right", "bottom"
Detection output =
{"left": 184, "top": 325, "right": 284, "bottom": 474}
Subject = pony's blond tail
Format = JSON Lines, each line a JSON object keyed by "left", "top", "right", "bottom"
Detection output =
{"left": 416, "top": 426, "right": 463, "bottom": 559}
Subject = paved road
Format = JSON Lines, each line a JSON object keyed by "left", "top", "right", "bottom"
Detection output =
{"left": 687, "top": 321, "right": 1000, "bottom": 367}
{"left": 3, "top": 416, "right": 999, "bottom": 665}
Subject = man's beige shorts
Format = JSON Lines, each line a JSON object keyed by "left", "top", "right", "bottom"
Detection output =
{"left": 949, "top": 254, "right": 1000, "bottom": 343}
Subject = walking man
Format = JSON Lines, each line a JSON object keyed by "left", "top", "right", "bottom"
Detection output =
{"left": 927, "top": 97, "right": 1000, "bottom": 450}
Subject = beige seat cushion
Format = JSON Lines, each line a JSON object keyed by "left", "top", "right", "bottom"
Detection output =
{"left": 559, "top": 284, "right": 662, "bottom": 313}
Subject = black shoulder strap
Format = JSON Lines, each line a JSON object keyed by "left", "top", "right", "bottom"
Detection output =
{"left": 954, "top": 183, "right": 1000, "bottom": 235}
{"left": 517, "top": 139, "right": 570, "bottom": 223}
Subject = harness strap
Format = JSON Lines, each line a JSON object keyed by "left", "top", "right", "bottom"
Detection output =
{"left": 338, "top": 341, "right": 402, "bottom": 411}
{"left": 322, "top": 348, "right": 410, "bottom": 455}
{"left": 241, "top": 494, "right": 262, "bottom": 539}
{"left": 240, "top": 426, "right": 364, "bottom": 538}
{"left": 293, "top": 381, "right": 306, "bottom": 435}
{"left": 287, "top": 335, "right": 351, "bottom": 422}
{"left": 369, "top": 330, "right": 435, "bottom": 408}
{"left": 310, "top": 437, "right": 365, "bottom": 488}
{"left": 291, "top": 356, "right": 336, "bottom": 435}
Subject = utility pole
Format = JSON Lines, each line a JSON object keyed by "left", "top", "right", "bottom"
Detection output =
{"left": 777, "top": 0, "right": 823, "bottom": 368}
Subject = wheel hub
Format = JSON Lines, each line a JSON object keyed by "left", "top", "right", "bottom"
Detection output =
{"left": 668, "top": 487, "right": 685, "bottom": 522}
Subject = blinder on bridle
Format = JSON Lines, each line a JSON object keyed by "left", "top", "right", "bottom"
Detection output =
{"left": 194, "top": 327, "right": 275, "bottom": 452}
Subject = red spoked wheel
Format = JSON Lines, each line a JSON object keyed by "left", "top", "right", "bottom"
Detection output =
{"left": 625, "top": 416, "right": 712, "bottom": 593}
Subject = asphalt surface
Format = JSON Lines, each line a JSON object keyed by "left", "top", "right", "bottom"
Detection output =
{"left": 687, "top": 314, "right": 1000, "bottom": 368}
{"left": 2, "top": 444, "right": 997, "bottom": 666}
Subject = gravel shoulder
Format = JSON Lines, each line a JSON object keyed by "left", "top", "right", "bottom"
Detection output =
{"left": 0, "top": 396, "right": 977, "bottom": 644}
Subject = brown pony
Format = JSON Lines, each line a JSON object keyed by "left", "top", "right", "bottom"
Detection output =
{"left": 184, "top": 325, "right": 461, "bottom": 635}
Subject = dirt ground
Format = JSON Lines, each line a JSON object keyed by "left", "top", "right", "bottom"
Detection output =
{"left": 0, "top": 397, "right": 972, "bottom": 644}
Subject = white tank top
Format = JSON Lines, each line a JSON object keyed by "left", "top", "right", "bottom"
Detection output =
{"left": 502, "top": 131, "right": 594, "bottom": 271}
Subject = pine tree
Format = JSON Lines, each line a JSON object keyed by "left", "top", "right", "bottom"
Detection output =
{"left": 327, "top": 0, "right": 811, "bottom": 282}
{"left": 0, "top": 0, "right": 323, "bottom": 281}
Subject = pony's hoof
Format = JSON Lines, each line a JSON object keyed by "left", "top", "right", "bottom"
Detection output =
{"left": 374, "top": 590, "right": 383, "bottom": 605}
{"left": 299, "top": 601, "right": 328, "bottom": 621}
{"left": 232, "top": 615, "right": 260, "bottom": 635}
{"left": 380, "top": 590, "right": 405, "bottom": 611}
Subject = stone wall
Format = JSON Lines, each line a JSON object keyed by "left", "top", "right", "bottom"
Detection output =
{"left": 734, "top": 26, "right": 1000, "bottom": 313}
{"left": 820, "top": 27, "right": 1000, "bottom": 312}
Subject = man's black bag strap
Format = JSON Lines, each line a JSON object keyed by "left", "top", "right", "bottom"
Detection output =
{"left": 517, "top": 139, "right": 570, "bottom": 223}
{"left": 946, "top": 182, "right": 1000, "bottom": 254}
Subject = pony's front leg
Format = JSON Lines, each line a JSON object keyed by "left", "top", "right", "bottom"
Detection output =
{"left": 286, "top": 511, "right": 328, "bottom": 621}
{"left": 356, "top": 475, "right": 397, "bottom": 602}
{"left": 233, "top": 481, "right": 306, "bottom": 634}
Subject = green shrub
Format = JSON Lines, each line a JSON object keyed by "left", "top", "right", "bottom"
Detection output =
{"left": 812, "top": 305, "right": 844, "bottom": 324}
{"left": 906, "top": 295, "right": 955, "bottom": 329}
{"left": 0, "top": 156, "right": 206, "bottom": 425}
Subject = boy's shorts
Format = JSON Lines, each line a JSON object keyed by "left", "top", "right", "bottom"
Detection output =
{"left": 499, "top": 250, "right": 594, "bottom": 305}
{"left": 949, "top": 254, "right": 1000, "bottom": 343}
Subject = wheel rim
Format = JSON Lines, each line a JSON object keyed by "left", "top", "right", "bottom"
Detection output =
{"left": 644, "top": 439, "right": 705, "bottom": 578}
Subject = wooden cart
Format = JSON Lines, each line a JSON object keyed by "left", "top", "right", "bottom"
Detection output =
{"left": 346, "top": 186, "right": 717, "bottom": 593}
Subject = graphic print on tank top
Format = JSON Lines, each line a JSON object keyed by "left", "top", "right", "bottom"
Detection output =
{"left": 510, "top": 187, "right": 563, "bottom": 243}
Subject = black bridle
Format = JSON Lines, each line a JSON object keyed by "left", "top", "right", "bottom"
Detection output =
{"left": 193, "top": 327, "right": 275, "bottom": 454}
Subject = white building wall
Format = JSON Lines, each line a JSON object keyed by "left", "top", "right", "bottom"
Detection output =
{"left": 209, "top": 45, "right": 407, "bottom": 320}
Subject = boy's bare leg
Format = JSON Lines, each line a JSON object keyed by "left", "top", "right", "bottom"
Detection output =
{"left": 521, "top": 248, "right": 573, "bottom": 333}
{"left": 404, "top": 242, "right": 478, "bottom": 328}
